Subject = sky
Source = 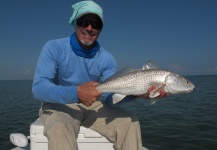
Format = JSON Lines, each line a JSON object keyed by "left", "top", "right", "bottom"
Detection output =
{"left": 0, "top": 0, "right": 217, "bottom": 80}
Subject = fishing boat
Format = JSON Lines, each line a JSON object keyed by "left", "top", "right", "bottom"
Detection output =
{"left": 11, "top": 118, "right": 148, "bottom": 150}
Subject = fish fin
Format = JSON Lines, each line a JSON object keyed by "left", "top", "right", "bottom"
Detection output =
{"left": 149, "top": 84, "right": 166, "bottom": 104}
{"left": 102, "top": 67, "right": 137, "bottom": 83}
{"left": 149, "top": 84, "right": 166, "bottom": 98}
{"left": 112, "top": 94, "right": 126, "bottom": 104}
{"left": 149, "top": 90, "right": 160, "bottom": 105}
{"left": 150, "top": 99, "right": 158, "bottom": 104}
{"left": 141, "top": 60, "right": 159, "bottom": 70}
{"left": 149, "top": 91, "right": 160, "bottom": 98}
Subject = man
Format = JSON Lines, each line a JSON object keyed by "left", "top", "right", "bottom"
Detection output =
{"left": 32, "top": 1, "right": 166, "bottom": 150}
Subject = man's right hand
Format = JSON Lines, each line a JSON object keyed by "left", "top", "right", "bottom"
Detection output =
{"left": 143, "top": 85, "right": 169, "bottom": 99}
{"left": 77, "top": 81, "right": 101, "bottom": 107}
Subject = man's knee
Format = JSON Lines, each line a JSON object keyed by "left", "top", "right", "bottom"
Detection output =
{"left": 49, "top": 122, "right": 72, "bottom": 136}
{"left": 43, "top": 113, "right": 79, "bottom": 138}
{"left": 46, "top": 121, "right": 78, "bottom": 143}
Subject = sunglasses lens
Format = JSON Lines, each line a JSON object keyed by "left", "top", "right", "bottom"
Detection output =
{"left": 76, "top": 19, "right": 86, "bottom": 27}
{"left": 76, "top": 18, "right": 102, "bottom": 30}
{"left": 91, "top": 21, "right": 103, "bottom": 30}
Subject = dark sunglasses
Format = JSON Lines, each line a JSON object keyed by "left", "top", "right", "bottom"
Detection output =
{"left": 76, "top": 17, "right": 103, "bottom": 30}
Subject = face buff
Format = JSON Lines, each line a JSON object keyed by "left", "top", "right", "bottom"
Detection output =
{"left": 70, "top": 33, "right": 100, "bottom": 58}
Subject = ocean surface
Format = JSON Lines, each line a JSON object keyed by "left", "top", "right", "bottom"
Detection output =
{"left": 0, "top": 75, "right": 217, "bottom": 150}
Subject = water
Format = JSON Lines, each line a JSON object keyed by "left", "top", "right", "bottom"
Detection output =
{"left": 0, "top": 76, "right": 217, "bottom": 150}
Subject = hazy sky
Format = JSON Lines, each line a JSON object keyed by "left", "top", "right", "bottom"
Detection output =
{"left": 0, "top": 0, "right": 217, "bottom": 80}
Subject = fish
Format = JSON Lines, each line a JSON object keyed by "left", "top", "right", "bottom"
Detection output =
{"left": 96, "top": 63, "right": 195, "bottom": 104}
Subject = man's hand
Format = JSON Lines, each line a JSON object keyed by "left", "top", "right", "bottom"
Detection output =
{"left": 143, "top": 85, "right": 169, "bottom": 99}
{"left": 77, "top": 82, "right": 101, "bottom": 107}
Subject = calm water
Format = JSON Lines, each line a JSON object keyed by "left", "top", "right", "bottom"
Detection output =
{"left": 0, "top": 76, "right": 217, "bottom": 150}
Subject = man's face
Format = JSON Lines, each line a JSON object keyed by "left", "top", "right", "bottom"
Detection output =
{"left": 75, "top": 14, "right": 103, "bottom": 49}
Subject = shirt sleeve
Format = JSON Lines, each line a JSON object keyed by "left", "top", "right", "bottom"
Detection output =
{"left": 32, "top": 41, "right": 78, "bottom": 104}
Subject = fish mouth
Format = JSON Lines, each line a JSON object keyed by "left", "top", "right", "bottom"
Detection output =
{"left": 185, "top": 83, "right": 195, "bottom": 93}
{"left": 185, "top": 88, "right": 194, "bottom": 93}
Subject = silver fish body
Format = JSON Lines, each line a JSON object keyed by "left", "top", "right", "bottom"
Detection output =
{"left": 96, "top": 69, "right": 195, "bottom": 97}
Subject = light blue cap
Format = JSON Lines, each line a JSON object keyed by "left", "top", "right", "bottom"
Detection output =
{"left": 69, "top": 0, "right": 103, "bottom": 25}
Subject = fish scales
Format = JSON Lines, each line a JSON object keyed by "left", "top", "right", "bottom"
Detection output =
{"left": 97, "top": 69, "right": 171, "bottom": 95}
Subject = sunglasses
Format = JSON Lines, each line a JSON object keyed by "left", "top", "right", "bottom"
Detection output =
{"left": 76, "top": 17, "right": 103, "bottom": 30}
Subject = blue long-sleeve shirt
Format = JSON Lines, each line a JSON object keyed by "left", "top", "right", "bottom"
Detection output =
{"left": 32, "top": 37, "right": 133, "bottom": 106}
